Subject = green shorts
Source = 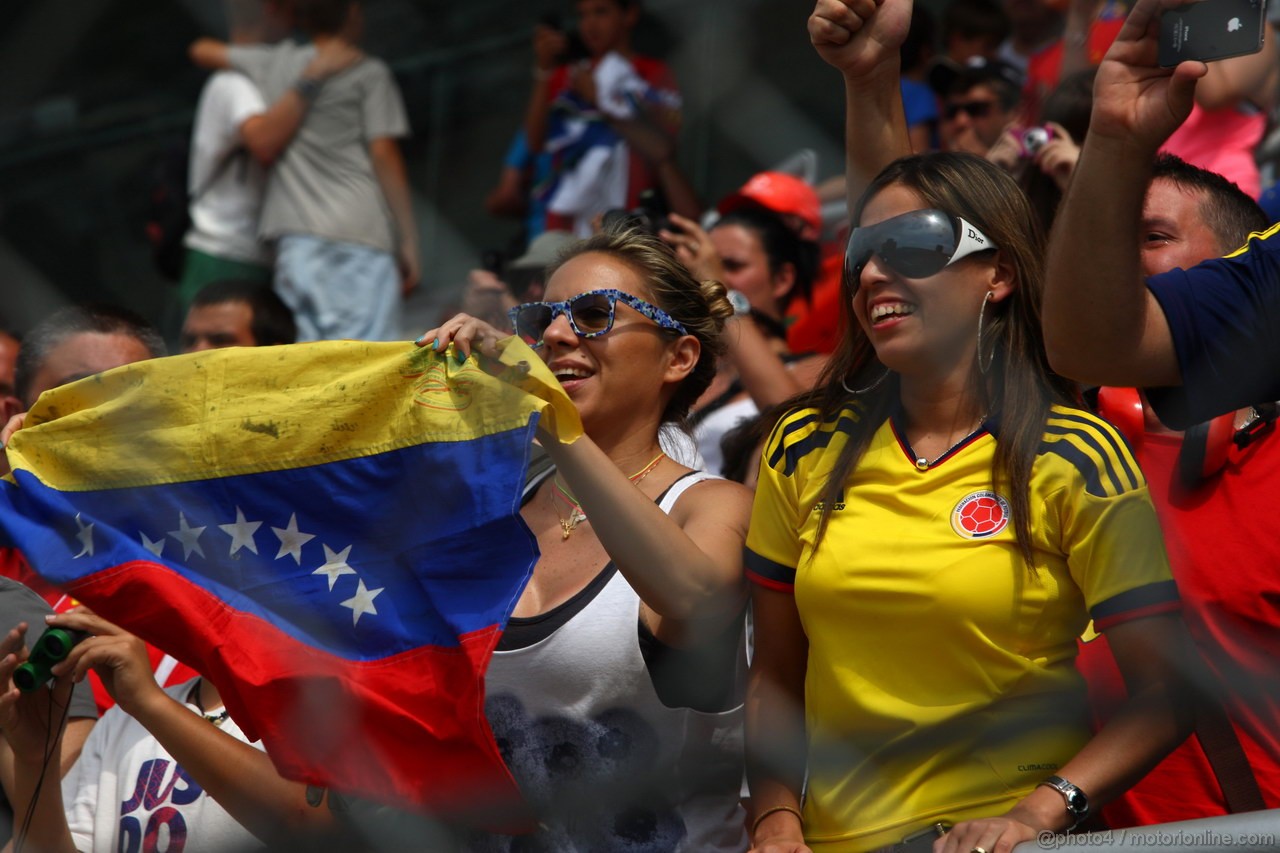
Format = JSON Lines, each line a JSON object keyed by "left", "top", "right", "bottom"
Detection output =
{"left": 177, "top": 248, "right": 272, "bottom": 312}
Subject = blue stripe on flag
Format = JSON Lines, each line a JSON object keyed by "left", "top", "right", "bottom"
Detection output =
{"left": 0, "top": 423, "right": 539, "bottom": 661}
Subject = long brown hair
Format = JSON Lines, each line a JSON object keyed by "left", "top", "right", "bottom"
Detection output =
{"left": 793, "top": 152, "right": 1078, "bottom": 564}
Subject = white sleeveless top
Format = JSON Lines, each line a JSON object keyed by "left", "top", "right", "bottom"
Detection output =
{"left": 477, "top": 472, "right": 748, "bottom": 852}
{"left": 694, "top": 396, "right": 759, "bottom": 477}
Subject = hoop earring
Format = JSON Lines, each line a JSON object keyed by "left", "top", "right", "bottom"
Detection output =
{"left": 976, "top": 291, "right": 995, "bottom": 375}
{"left": 841, "top": 368, "right": 889, "bottom": 395}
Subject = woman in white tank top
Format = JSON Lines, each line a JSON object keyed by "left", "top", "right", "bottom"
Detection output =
{"left": 423, "top": 225, "right": 752, "bottom": 851}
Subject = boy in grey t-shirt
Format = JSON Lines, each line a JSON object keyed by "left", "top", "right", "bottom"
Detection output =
{"left": 194, "top": 0, "right": 419, "bottom": 342}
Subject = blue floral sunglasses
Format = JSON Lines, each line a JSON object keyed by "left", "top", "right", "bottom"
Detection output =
{"left": 509, "top": 288, "right": 689, "bottom": 349}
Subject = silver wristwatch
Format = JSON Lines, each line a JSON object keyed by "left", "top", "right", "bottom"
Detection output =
{"left": 1038, "top": 775, "right": 1090, "bottom": 830}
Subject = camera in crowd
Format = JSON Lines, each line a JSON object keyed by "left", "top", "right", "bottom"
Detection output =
{"left": 14, "top": 626, "right": 89, "bottom": 692}
{"left": 1013, "top": 125, "right": 1055, "bottom": 159}
{"left": 602, "top": 189, "right": 674, "bottom": 237}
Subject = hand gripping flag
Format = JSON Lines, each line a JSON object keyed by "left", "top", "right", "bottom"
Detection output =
{"left": 0, "top": 339, "right": 581, "bottom": 828}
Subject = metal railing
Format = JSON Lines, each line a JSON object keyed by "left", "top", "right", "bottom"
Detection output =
{"left": 1013, "top": 810, "right": 1280, "bottom": 853}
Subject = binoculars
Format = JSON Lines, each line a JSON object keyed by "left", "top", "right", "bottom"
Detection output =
{"left": 14, "top": 627, "right": 88, "bottom": 692}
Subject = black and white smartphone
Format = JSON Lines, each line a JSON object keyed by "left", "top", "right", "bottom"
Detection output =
{"left": 1159, "top": 0, "right": 1267, "bottom": 67}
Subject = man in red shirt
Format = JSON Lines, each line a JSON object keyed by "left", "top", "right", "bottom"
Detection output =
{"left": 1076, "top": 155, "right": 1280, "bottom": 823}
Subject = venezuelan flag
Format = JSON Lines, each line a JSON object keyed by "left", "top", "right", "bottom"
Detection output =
{"left": 0, "top": 338, "right": 580, "bottom": 827}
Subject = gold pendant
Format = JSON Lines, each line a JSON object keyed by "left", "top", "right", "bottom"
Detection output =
{"left": 559, "top": 509, "right": 587, "bottom": 539}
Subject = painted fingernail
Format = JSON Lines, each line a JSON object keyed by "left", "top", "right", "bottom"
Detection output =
{"left": 455, "top": 350, "right": 468, "bottom": 365}
{"left": 431, "top": 338, "right": 440, "bottom": 350}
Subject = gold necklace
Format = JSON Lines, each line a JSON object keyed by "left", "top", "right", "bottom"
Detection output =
{"left": 549, "top": 484, "right": 588, "bottom": 539}
{"left": 549, "top": 452, "right": 666, "bottom": 539}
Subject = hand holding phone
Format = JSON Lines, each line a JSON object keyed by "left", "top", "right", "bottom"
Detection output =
{"left": 1159, "top": 0, "right": 1266, "bottom": 67}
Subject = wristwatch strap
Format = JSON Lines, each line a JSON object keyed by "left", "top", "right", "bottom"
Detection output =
{"left": 1039, "top": 775, "right": 1089, "bottom": 830}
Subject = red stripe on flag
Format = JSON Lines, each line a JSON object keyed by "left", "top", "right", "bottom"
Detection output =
{"left": 66, "top": 560, "right": 533, "bottom": 831}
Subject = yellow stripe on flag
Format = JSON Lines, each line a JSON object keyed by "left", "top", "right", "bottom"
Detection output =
{"left": 9, "top": 338, "right": 580, "bottom": 492}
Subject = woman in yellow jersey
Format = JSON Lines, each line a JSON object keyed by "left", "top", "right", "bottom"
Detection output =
{"left": 743, "top": 4, "right": 1195, "bottom": 853}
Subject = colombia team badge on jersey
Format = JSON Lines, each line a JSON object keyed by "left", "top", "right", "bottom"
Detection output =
{"left": 951, "top": 490, "right": 1011, "bottom": 539}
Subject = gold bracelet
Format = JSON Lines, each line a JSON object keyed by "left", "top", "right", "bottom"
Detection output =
{"left": 751, "top": 804, "right": 804, "bottom": 840}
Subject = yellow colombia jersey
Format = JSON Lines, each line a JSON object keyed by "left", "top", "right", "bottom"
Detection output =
{"left": 745, "top": 403, "right": 1178, "bottom": 853}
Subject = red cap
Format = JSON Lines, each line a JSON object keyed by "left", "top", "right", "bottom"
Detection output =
{"left": 718, "top": 171, "right": 822, "bottom": 234}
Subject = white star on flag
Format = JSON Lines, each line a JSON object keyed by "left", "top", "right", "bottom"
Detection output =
{"left": 312, "top": 544, "right": 357, "bottom": 591}
{"left": 340, "top": 579, "right": 383, "bottom": 626}
{"left": 73, "top": 513, "right": 94, "bottom": 558}
{"left": 219, "top": 507, "right": 262, "bottom": 556}
{"left": 168, "top": 512, "right": 206, "bottom": 560}
{"left": 139, "top": 532, "right": 165, "bottom": 557}
{"left": 272, "top": 513, "right": 315, "bottom": 564}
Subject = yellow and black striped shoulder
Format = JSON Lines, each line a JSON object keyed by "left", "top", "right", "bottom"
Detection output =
{"left": 764, "top": 403, "right": 868, "bottom": 477}
{"left": 1225, "top": 220, "right": 1280, "bottom": 259}
{"left": 1038, "top": 406, "right": 1146, "bottom": 498}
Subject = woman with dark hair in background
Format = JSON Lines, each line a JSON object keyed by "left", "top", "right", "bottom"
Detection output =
{"left": 662, "top": 206, "right": 822, "bottom": 475}
{"left": 986, "top": 68, "right": 1096, "bottom": 235}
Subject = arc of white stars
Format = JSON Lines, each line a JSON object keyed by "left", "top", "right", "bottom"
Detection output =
{"left": 168, "top": 512, "right": 206, "bottom": 560}
{"left": 73, "top": 514, "right": 94, "bottom": 558}
{"left": 340, "top": 579, "right": 383, "bottom": 627}
{"left": 218, "top": 507, "right": 262, "bottom": 556}
{"left": 272, "top": 513, "right": 314, "bottom": 564}
{"left": 312, "top": 545, "right": 356, "bottom": 591}
{"left": 139, "top": 532, "right": 165, "bottom": 558}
